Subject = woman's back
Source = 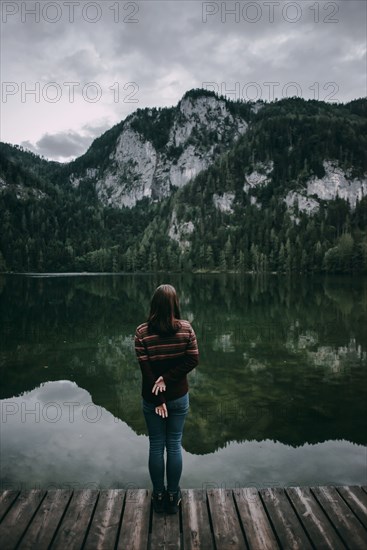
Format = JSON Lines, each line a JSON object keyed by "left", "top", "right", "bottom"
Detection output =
{"left": 135, "top": 319, "right": 199, "bottom": 403}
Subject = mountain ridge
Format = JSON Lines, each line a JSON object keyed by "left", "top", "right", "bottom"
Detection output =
{"left": 0, "top": 89, "right": 366, "bottom": 273}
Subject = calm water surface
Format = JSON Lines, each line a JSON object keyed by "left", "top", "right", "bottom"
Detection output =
{"left": 0, "top": 273, "right": 366, "bottom": 491}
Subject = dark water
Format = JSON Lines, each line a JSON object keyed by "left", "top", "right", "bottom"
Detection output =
{"left": 0, "top": 273, "right": 366, "bottom": 491}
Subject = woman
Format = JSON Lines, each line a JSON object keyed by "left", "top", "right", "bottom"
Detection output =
{"left": 134, "top": 284, "right": 199, "bottom": 514}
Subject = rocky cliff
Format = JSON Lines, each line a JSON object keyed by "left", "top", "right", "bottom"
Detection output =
{"left": 68, "top": 91, "right": 250, "bottom": 208}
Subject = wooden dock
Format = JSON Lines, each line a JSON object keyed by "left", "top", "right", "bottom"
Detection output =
{"left": 0, "top": 486, "right": 366, "bottom": 549}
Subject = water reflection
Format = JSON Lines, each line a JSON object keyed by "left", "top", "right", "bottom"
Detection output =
{"left": 0, "top": 273, "right": 366, "bottom": 487}
{"left": 1, "top": 381, "right": 148, "bottom": 491}
{"left": 1, "top": 381, "right": 365, "bottom": 491}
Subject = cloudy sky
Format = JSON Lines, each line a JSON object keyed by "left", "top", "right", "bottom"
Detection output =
{"left": 1, "top": 0, "right": 366, "bottom": 162}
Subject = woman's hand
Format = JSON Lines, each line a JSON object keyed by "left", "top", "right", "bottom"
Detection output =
{"left": 155, "top": 403, "right": 168, "bottom": 418}
{"left": 152, "top": 376, "right": 166, "bottom": 396}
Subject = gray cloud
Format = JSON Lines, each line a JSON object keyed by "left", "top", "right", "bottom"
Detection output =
{"left": 21, "top": 132, "right": 92, "bottom": 161}
{"left": 3, "top": 0, "right": 366, "bottom": 161}
{"left": 20, "top": 121, "right": 110, "bottom": 162}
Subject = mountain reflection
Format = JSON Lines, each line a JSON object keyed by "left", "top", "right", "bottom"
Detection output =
{"left": 0, "top": 273, "right": 366, "bottom": 459}
{"left": 1, "top": 380, "right": 366, "bottom": 491}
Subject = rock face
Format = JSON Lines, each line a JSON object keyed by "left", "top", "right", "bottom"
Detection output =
{"left": 284, "top": 192, "right": 319, "bottom": 214}
{"left": 243, "top": 161, "right": 274, "bottom": 192}
{"left": 168, "top": 210, "right": 195, "bottom": 252}
{"left": 306, "top": 160, "right": 367, "bottom": 209}
{"left": 213, "top": 192, "right": 235, "bottom": 213}
{"left": 0, "top": 176, "right": 46, "bottom": 200}
{"left": 69, "top": 93, "right": 249, "bottom": 208}
{"left": 96, "top": 126, "right": 158, "bottom": 207}
{"left": 284, "top": 160, "right": 367, "bottom": 222}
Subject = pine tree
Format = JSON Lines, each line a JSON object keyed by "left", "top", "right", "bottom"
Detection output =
{"left": 219, "top": 250, "right": 227, "bottom": 271}
{"left": 314, "top": 241, "right": 323, "bottom": 271}
{"left": 285, "top": 238, "right": 292, "bottom": 272}
{"left": 224, "top": 236, "right": 233, "bottom": 269}
{"left": 238, "top": 250, "right": 245, "bottom": 272}
{"left": 278, "top": 243, "right": 286, "bottom": 273}
{"left": 0, "top": 251, "right": 7, "bottom": 272}
{"left": 205, "top": 244, "right": 214, "bottom": 269}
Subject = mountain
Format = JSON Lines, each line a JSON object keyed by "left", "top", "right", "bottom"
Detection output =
{"left": 0, "top": 90, "right": 366, "bottom": 273}
{"left": 57, "top": 89, "right": 252, "bottom": 208}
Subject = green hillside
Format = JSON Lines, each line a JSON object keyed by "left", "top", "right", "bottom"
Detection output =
{"left": 0, "top": 93, "right": 366, "bottom": 274}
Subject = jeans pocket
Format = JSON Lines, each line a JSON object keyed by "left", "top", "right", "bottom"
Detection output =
{"left": 169, "top": 392, "right": 189, "bottom": 410}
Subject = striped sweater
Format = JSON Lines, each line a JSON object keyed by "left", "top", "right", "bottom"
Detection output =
{"left": 134, "top": 319, "right": 199, "bottom": 405}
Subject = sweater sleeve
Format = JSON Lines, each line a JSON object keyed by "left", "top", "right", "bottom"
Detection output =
{"left": 134, "top": 329, "right": 166, "bottom": 406}
{"left": 162, "top": 327, "right": 199, "bottom": 384}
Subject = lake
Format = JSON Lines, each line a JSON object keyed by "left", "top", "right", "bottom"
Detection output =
{"left": 0, "top": 272, "right": 366, "bottom": 492}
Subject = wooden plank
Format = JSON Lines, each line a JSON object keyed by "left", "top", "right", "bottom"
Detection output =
{"left": 233, "top": 487, "right": 279, "bottom": 550}
{"left": 0, "top": 486, "right": 365, "bottom": 550}
{"left": 207, "top": 488, "right": 246, "bottom": 549}
{"left": 50, "top": 489, "right": 99, "bottom": 550}
{"left": 337, "top": 486, "right": 367, "bottom": 529}
{"left": 286, "top": 487, "right": 344, "bottom": 550}
{"left": 0, "top": 489, "right": 46, "bottom": 549}
{"left": 150, "top": 507, "right": 180, "bottom": 549}
{"left": 17, "top": 490, "right": 72, "bottom": 549}
{"left": 181, "top": 489, "right": 215, "bottom": 550}
{"left": 0, "top": 490, "right": 20, "bottom": 523}
{"left": 312, "top": 486, "right": 367, "bottom": 549}
{"left": 260, "top": 488, "right": 312, "bottom": 550}
{"left": 83, "top": 489, "right": 125, "bottom": 550}
{"left": 117, "top": 488, "right": 150, "bottom": 550}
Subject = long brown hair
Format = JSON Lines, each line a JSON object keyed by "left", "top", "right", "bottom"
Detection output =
{"left": 147, "top": 284, "right": 182, "bottom": 335}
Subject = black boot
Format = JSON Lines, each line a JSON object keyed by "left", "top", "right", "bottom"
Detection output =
{"left": 152, "top": 488, "right": 166, "bottom": 513}
{"left": 165, "top": 487, "right": 182, "bottom": 514}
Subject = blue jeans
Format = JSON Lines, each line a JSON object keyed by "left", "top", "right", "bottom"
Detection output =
{"left": 142, "top": 392, "right": 189, "bottom": 493}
